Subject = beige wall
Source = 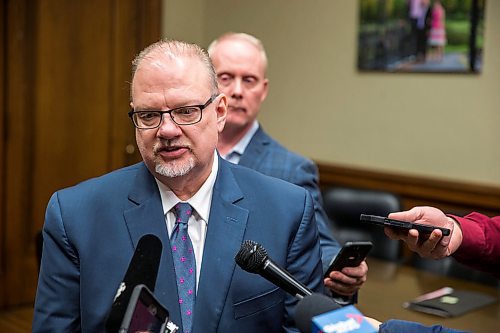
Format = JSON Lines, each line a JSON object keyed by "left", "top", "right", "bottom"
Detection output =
{"left": 162, "top": 0, "right": 205, "bottom": 45}
{"left": 163, "top": 0, "right": 500, "bottom": 187}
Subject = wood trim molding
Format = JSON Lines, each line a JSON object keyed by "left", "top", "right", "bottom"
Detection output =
{"left": 317, "top": 162, "right": 500, "bottom": 217}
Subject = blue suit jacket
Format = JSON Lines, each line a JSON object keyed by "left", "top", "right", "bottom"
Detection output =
{"left": 33, "top": 157, "right": 324, "bottom": 333}
{"left": 238, "top": 126, "right": 340, "bottom": 270}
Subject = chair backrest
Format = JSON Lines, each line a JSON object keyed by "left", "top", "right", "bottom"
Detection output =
{"left": 322, "top": 186, "right": 402, "bottom": 261}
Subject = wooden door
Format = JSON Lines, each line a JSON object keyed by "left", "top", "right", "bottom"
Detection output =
{"left": 0, "top": 0, "right": 161, "bottom": 308}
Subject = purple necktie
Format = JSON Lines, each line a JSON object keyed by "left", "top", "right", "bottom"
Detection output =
{"left": 171, "top": 203, "right": 196, "bottom": 333}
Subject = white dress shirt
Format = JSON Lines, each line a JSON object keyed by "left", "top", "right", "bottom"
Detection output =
{"left": 155, "top": 152, "right": 218, "bottom": 290}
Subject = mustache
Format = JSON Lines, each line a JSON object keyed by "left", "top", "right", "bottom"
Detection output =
{"left": 153, "top": 140, "right": 190, "bottom": 153}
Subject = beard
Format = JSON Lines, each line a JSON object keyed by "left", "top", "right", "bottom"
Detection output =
{"left": 152, "top": 139, "right": 196, "bottom": 178}
{"left": 155, "top": 156, "right": 195, "bottom": 178}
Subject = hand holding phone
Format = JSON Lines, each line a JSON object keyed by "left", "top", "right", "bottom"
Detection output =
{"left": 360, "top": 214, "right": 451, "bottom": 236}
{"left": 324, "top": 241, "right": 373, "bottom": 278}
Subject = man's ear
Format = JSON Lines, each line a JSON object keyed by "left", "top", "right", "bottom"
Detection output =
{"left": 215, "top": 94, "right": 228, "bottom": 132}
{"left": 260, "top": 78, "right": 269, "bottom": 103}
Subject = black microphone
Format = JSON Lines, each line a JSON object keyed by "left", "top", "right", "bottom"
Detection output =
{"left": 235, "top": 240, "right": 313, "bottom": 299}
{"left": 105, "top": 234, "right": 163, "bottom": 333}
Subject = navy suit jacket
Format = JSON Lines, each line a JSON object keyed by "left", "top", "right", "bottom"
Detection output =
{"left": 33, "top": 157, "right": 324, "bottom": 332}
{"left": 238, "top": 126, "right": 340, "bottom": 270}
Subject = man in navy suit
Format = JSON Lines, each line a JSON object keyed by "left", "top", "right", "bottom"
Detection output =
{"left": 208, "top": 33, "right": 368, "bottom": 297}
{"left": 33, "top": 40, "right": 323, "bottom": 332}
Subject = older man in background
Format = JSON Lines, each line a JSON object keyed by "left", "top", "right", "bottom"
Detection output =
{"left": 208, "top": 32, "right": 368, "bottom": 297}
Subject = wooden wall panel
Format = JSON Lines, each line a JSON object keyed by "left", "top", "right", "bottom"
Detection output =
{"left": 109, "top": 0, "right": 162, "bottom": 169}
{"left": 0, "top": 0, "right": 5, "bottom": 283}
{"left": 32, "top": 1, "right": 113, "bottom": 234}
{"left": 1, "top": 0, "right": 161, "bottom": 308}
{"left": 0, "top": 0, "right": 5, "bottom": 294}
{"left": 1, "top": 0, "right": 38, "bottom": 308}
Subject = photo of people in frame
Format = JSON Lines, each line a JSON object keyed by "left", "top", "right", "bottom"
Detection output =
{"left": 357, "top": 0, "right": 486, "bottom": 73}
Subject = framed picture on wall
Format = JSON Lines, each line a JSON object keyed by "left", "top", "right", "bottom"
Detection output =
{"left": 357, "top": 0, "right": 486, "bottom": 73}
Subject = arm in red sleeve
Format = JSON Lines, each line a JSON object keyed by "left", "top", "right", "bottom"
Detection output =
{"left": 448, "top": 212, "right": 500, "bottom": 278}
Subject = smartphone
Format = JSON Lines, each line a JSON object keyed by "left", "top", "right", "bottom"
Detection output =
{"left": 360, "top": 214, "right": 451, "bottom": 236}
{"left": 324, "top": 241, "right": 373, "bottom": 278}
{"left": 119, "top": 284, "right": 170, "bottom": 333}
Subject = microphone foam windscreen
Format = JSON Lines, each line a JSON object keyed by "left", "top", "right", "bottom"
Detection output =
{"left": 105, "top": 234, "right": 163, "bottom": 333}
{"left": 122, "top": 234, "right": 163, "bottom": 292}
{"left": 235, "top": 240, "right": 268, "bottom": 272}
{"left": 295, "top": 293, "right": 341, "bottom": 333}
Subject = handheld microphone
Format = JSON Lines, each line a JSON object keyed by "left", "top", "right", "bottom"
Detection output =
{"left": 105, "top": 234, "right": 163, "bottom": 333}
{"left": 295, "top": 293, "right": 377, "bottom": 333}
{"left": 235, "top": 240, "right": 312, "bottom": 299}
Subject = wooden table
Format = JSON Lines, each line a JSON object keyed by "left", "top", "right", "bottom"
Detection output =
{"left": 357, "top": 258, "right": 500, "bottom": 332}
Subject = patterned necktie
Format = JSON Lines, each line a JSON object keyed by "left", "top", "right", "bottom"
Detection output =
{"left": 171, "top": 202, "right": 196, "bottom": 333}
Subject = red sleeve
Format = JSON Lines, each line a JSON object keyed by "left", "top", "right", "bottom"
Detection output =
{"left": 448, "top": 212, "right": 500, "bottom": 278}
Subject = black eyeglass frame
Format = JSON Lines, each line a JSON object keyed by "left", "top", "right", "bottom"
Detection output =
{"left": 128, "top": 94, "right": 218, "bottom": 129}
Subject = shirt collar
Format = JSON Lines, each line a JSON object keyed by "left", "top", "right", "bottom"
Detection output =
{"left": 155, "top": 151, "right": 218, "bottom": 223}
{"left": 226, "top": 120, "right": 259, "bottom": 157}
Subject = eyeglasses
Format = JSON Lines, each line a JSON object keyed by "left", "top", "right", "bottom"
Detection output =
{"left": 128, "top": 95, "right": 218, "bottom": 129}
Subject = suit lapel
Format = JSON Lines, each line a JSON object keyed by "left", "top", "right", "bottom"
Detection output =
{"left": 124, "top": 164, "right": 167, "bottom": 245}
{"left": 192, "top": 158, "right": 249, "bottom": 333}
{"left": 123, "top": 163, "right": 181, "bottom": 324}
{"left": 238, "top": 126, "right": 270, "bottom": 170}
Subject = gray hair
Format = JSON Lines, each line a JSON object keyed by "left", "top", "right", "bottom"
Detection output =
{"left": 130, "top": 39, "right": 219, "bottom": 99}
{"left": 207, "top": 32, "right": 268, "bottom": 73}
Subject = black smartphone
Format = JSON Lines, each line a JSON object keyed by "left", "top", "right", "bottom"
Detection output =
{"left": 119, "top": 284, "right": 170, "bottom": 333}
{"left": 324, "top": 241, "right": 373, "bottom": 278}
{"left": 360, "top": 214, "right": 451, "bottom": 236}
